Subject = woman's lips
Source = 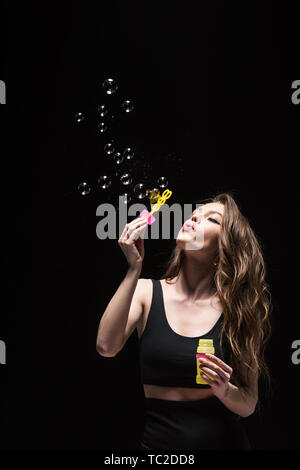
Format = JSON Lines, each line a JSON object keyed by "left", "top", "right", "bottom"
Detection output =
{"left": 183, "top": 223, "right": 195, "bottom": 232}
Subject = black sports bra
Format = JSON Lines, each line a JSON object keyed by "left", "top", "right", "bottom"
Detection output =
{"left": 138, "top": 279, "right": 231, "bottom": 388}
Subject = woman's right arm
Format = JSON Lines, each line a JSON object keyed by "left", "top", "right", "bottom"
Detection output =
{"left": 96, "top": 216, "right": 148, "bottom": 357}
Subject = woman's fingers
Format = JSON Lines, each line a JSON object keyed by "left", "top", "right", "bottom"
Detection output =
{"left": 201, "top": 366, "right": 227, "bottom": 383}
{"left": 127, "top": 223, "right": 148, "bottom": 242}
{"left": 200, "top": 359, "right": 230, "bottom": 382}
{"left": 200, "top": 372, "right": 220, "bottom": 386}
{"left": 205, "top": 354, "right": 233, "bottom": 375}
{"left": 119, "top": 217, "right": 148, "bottom": 241}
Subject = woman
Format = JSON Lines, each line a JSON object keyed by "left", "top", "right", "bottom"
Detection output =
{"left": 96, "top": 192, "right": 272, "bottom": 450}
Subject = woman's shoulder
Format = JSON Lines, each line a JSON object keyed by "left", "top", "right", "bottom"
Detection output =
{"left": 136, "top": 278, "right": 154, "bottom": 309}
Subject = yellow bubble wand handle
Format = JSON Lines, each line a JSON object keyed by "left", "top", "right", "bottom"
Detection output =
{"left": 148, "top": 189, "right": 172, "bottom": 216}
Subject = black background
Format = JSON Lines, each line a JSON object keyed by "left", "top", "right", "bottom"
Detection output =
{"left": 0, "top": 1, "right": 297, "bottom": 450}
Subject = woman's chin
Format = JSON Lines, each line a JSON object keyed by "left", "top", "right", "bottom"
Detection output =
{"left": 176, "top": 234, "right": 195, "bottom": 247}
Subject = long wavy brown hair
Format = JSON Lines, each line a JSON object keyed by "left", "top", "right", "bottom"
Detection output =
{"left": 161, "top": 192, "right": 272, "bottom": 400}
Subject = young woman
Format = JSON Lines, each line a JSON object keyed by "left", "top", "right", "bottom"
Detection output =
{"left": 96, "top": 193, "right": 272, "bottom": 450}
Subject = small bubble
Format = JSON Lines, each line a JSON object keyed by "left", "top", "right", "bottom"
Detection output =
{"left": 98, "top": 175, "right": 111, "bottom": 189}
{"left": 75, "top": 112, "right": 84, "bottom": 122}
{"left": 120, "top": 173, "right": 133, "bottom": 185}
{"left": 102, "top": 78, "right": 118, "bottom": 95}
{"left": 78, "top": 182, "right": 91, "bottom": 195}
{"left": 113, "top": 152, "right": 124, "bottom": 165}
{"left": 157, "top": 177, "right": 168, "bottom": 188}
{"left": 104, "top": 142, "right": 115, "bottom": 155}
{"left": 134, "top": 183, "right": 147, "bottom": 199}
{"left": 120, "top": 193, "right": 131, "bottom": 204}
{"left": 123, "top": 147, "right": 135, "bottom": 160}
{"left": 98, "top": 122, "right": 108, "bottom": 133}
{"left": 97, "top": 104, "right": 108, "bottom": 117}
{"left": 122, "top": 99, "right": 134, "bottom": 113}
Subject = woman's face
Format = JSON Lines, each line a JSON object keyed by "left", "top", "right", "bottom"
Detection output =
{"left": 176, "top": 202, "right": 224, "bottom": 253}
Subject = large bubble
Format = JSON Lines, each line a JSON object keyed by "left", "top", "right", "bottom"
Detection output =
{"left": 134, "top": 183, "right": 147, "bottom": 199}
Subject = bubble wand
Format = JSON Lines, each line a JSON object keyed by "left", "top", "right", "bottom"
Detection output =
{"left": 139, "top": 189, "right": 172, "bottom": 225}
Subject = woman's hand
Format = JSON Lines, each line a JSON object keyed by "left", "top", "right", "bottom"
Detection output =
{"left": 199, "top": 354, "right": 233, "bottom": 400}
{"left": 118, "top": 216, "right": 148, "bottom": 270}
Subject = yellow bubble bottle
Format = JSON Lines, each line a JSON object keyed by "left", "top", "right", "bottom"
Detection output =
{"left": 196, "top": 339, "right": 215, "bottom": 384}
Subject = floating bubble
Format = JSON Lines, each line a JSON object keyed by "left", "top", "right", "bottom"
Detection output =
{"left": 123, "top": 147, "right": 135, "bottom": 160}
{"left": 102, "top": 78, "right": 118, "bottom": 95}
{"left": 120, "top": 173, "right": 133, "bottom": 185}
{"left": 113, "top": 152, "right": 124, "bottom": 165}
{"left": 134, "top": 183, "right": 147, "bottom": 199}
{"left": 157, "top": 177, "right": 168, "bottom": 188}
{"left": 97, "top": 104, "right": 108, "bottom": 117}
{"left": 122, "top": 99, "right": 134, "bottom": 113}
{"left": 98, "top": 122, "right": 108, "bottom": 133}
{"left": 78, "top": 182, "right": 91, "bottom": 195}
{"left": 98, "top": 175, "right": 111, "bottom": 189}
{"left": 75, "top": 112, "right": 84, "bottom": 122}
{"left": 104, "top": 142, "right": 115, "bottom": 155}
{"left": 120, "top": 193, "right": 131, "bottom": 204}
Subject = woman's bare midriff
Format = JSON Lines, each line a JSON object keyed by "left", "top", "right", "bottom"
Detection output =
{"left": 137, "top": 278, "right": 223, "bottom": 402}
{"left": 142, "top": 384, "right": 214, "bottom": 401}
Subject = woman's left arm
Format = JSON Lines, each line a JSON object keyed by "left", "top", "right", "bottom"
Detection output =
{"left": 199, "top": 354, "right": 258, "bottom": 418}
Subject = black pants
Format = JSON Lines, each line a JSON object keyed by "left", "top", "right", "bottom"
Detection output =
{"left": 139, "top": 397, "right": 251, "bottom": 450}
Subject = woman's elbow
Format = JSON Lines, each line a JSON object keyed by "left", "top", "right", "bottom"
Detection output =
{"left": 96, "top": 341, "right": 117, "bottom": 357}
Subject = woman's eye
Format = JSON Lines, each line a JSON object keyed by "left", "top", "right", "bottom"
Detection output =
{"left": 208, "top": 217, "right": 220, "bottom": 225}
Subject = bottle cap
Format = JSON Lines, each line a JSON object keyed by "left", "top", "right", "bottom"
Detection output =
{"left": 198, "top": 339, "right": 214, "bottom": 347}
{"left": 197, "top": 338, "right": 215, "bottom": 353}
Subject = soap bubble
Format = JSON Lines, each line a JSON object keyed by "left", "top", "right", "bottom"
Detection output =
{"left": 97, "top": 104, "right": 108, "bottom": 117}
{"left": 123, "top": 147, "right": 135, "bottom": 160}
{"left": 102, "top": 78, "right": 118, "bottom": 95}
{"left": 113, "top": 152, "right": 124, "bottom": 164}
{"left": 75, "top": 112, "right": 85, "bottom": 122}
{"left": 78, "top": 182, "right": 91, "bottom": 195}
{"left": 122, "top": 99, "right": 134, "bottom": 113}
{"left": 98, "top": 122, "right": 108, "bottom": 133}
{"left": 120, "top": 173, "right": 133, "bottom": 185}
{"left": 120, "top": 193, "right": 131, "bottom": 204}
{"left": 104, "top": 142, "right": 115, "bottom": 155}
{"left": 157, "top": 177, "right": 168, "bottom": 188}
{"left": 134, "top": 183, "right": 147, "bottom": 199}
{"left": 98, "top": 175, "right": 111, "bottom": 189}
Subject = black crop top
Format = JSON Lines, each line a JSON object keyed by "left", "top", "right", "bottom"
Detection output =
{"left": 138, "top": 279, "right": 232, "bottom": 388}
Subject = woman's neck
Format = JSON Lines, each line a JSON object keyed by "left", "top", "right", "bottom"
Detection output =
{"left": 174, "top": 254, "right": 216, "bottom": 303}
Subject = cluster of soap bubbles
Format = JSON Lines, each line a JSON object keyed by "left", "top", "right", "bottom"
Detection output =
{"left": 76, "top": 77, "right": 171, "bottom": 204}
{"left": 78, "top": 140, "right": 168, "bottom": 203}
{"left": 74, "top": 78, "right": 134, "bottom": 129}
